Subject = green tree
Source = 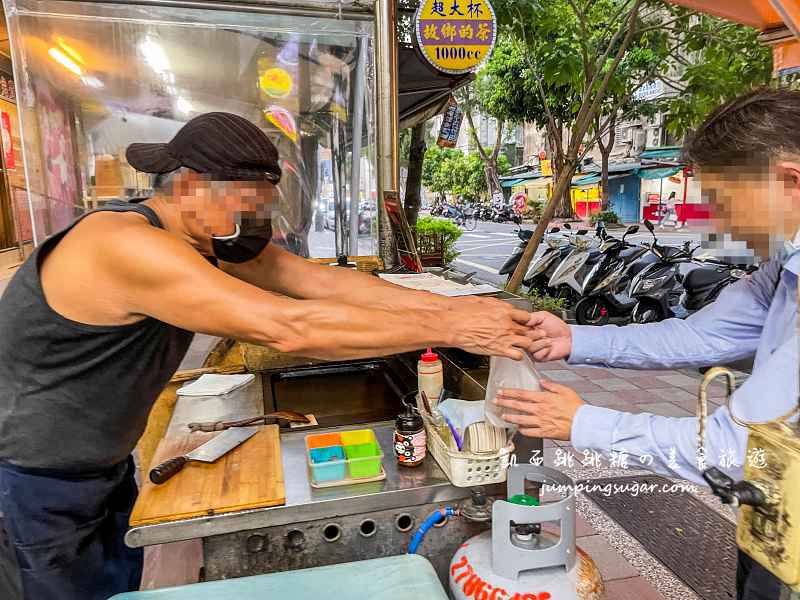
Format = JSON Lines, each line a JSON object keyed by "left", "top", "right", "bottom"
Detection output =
{"left": 488, "top": 0, "right": 705, "bottom": 291}
{"left": 422, "top": 146, "right": 463, "bottom": 202}
{"left": 454, "top": 85, "right": 508, "bottom": 204}
{"left": 658, "top": 14, "right": 772, "bottom": 137}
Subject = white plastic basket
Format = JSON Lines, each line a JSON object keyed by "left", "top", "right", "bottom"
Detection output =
{"left": 422, "top": 417, "right": 514, "bottom": 487}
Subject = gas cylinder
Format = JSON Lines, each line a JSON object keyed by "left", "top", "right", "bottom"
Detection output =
{"left": 450, "top": 465, "right": 603, "bottom": 600}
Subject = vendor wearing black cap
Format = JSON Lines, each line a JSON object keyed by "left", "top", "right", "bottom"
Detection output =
{"left": 0, "top": 112, "right": 539, "bottom": 600}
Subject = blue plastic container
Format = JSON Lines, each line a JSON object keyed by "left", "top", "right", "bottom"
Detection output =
{"left": 308, "top": 445, "right": 346, "bottom": 482}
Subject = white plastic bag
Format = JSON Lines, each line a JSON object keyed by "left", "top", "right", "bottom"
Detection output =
{"left": 484, "top": 353, "right": 542, "bottom": 430}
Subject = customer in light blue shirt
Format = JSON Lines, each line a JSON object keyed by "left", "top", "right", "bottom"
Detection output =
{"left": 494, "top": 88, "right": 800, "bottom": 600}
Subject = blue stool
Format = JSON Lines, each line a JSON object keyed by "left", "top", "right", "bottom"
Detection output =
{"left": 111, "top": 554, "right": 448, "bottom": 599}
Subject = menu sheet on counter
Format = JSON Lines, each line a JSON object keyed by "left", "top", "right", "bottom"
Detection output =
{"left": 378, "top": 273, "right": 498, "bottom": 297}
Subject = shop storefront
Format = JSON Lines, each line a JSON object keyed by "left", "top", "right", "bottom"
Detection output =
{"left": 639, "top": 167, "right": 709, "bottom": 224}
{"left": 4, "top": 0, "right": 380, "bottom": 259}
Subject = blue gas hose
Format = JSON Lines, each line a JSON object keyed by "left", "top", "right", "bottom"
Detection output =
{"left": 407, "top": 506, "right": 457, "bottom": 554}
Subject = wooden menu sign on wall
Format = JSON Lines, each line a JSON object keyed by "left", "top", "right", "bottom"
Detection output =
{"left": 383, "top": 191, "right": 423, "bottom": 272}
{"left": 0, "top": 73, "right": 16, "bottom": 104}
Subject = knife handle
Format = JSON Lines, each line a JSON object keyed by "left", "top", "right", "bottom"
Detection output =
{"left": 149, "top": 456, "right": 188, "bottom": 485}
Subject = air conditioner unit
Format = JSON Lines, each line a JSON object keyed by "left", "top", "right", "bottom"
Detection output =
{"left": 632, "top": 130, "right": 647, "bottom": 154}
{"left": 650, "top": 128, "right": 662, "bottom": 147}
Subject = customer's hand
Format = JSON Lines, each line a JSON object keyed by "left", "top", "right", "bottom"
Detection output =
{"left": 449, "top": 297, "right": 538, "bottom": 360}
{"left": 527, "top": 311, "right": 572, "bottom": 362}
{"left": 493, "top": 380, "right": 585, "bottom": 440}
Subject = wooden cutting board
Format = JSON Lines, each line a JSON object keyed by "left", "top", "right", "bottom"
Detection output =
{"left": 130, "top": 425, "right": 285, "bottom": 527}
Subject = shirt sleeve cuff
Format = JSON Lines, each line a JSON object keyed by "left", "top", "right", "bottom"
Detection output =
{"left": 567, "top": 325, "right": 611, "bottom": 366}
{"left": 571, "top": 404, "right": 620, "bottom": 452}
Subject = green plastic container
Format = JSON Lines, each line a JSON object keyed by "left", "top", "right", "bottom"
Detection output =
{"left": 341, "top": 429, "right": 383, "bottom": 478}
{"left": 305, "top": 428, "right": 384, "bottom": 485}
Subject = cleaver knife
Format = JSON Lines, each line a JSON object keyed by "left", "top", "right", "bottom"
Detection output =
{"left": 149, "top": 427, "right": 258, "bottom": 485}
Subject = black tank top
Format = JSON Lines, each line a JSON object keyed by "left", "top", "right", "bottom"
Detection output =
{"left": 0, "top": 201, "right": 194, "bottom": 472}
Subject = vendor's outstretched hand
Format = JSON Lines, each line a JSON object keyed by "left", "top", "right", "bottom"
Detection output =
{"left": 493, "top": 380, "right": 584, "bottom": 440}
{"left": 450, "top": 297, "right": 539, "bottom": 360}
{"left": 527, "top": 311, "right": 572, "bottom": 362}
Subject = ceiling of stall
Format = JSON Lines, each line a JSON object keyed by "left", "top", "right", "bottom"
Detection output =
{"left": 17, "top": 7, "right": 363, "bottom": 139}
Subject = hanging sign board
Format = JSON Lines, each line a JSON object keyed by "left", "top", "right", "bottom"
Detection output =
{"left": 540, "top": 159, "right": 552, "bottom": 177}
{"left": 415, "top": 0, "right": 497, "bottom": 75}
{"left": 437, "top": 96, "right": 463, "bottom": 147}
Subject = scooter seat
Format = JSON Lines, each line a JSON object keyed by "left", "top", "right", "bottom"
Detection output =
{"left": 619, "top": 246, "right": 647, "bottom": 260}
{"left": 519, "top": 229, "right": 534, "bottom": 241}
{"left": 683, "top": 267, "right": 730, "bottom": 292}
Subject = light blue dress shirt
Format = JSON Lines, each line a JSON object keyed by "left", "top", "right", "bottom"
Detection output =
{"left": 569, "top": 244, "right": 799, "bottom": 485}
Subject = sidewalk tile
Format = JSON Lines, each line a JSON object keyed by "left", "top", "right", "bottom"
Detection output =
{"left": 542, "top": 513, "right": 597, "bottom": 538}
{"left": 649, "top": 388, "right": 697, "bottom": 402}
{"left": 601, "top": 576, "right": 666, "bottom": 600}
{"left": 575, "top": 535, "right": 639, "bottom": 581}
{"left": 707, "top": 385, "right": 734, "bottom": 398}
{"left": 593, "top": 379, "right": 639, "bottom": 392}
{"left": 537, "top": 360, "right": 568, "bottom": 371}
{"left": 545, "top": 370, "right": 586, "bottom": 382}
{"left": 623, "top": 376, "right": 675, "bottom": 389}
{"left": 636, "top": 402, "right": 693, "bottom": 417}
{"left": 565, "top": 380, "right": 605, "bottom": 393}
{"left": 655, "top": 373, "right": 702, "bottom": 387}
{"left": 583, "top": 391, "right": 624, "bottom": 407}
{"left": 569, "top": 367, "right": 617, "bottom": 379}
{"left": 608, "top": 389, "right": 661, "bottom": 403}
{"left": 670, "top": 397, "right": 723, "bottom": 415}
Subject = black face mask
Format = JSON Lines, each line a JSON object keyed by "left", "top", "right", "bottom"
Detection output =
{"left": 212, "top": 217, "right": 272, "bottom": 263}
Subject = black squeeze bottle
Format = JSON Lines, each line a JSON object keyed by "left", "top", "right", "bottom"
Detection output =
{"left": 394, "top": 403, "right": 426, "bottom": 467}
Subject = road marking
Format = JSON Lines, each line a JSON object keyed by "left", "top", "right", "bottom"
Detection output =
{"left": 456, "top": 241, "right": 518, "bottom": 252}
{"left": 462, "top": 233, "right": 490, "bottom": 239}
{"left": 454, "top": 258, "right": 499, "bottom": 275}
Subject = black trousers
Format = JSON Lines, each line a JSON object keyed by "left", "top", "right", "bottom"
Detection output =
{"left": 738, "top": 550, "right": 790, "bottom": 600}
{"left": 0, "top": 457, "right": 142, "bottom": 600}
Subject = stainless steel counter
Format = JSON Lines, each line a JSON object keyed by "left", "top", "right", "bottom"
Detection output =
{"left": 126, "top": 371, "right": 539, "bottom": 549}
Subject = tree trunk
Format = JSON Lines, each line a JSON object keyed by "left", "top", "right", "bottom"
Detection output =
{"left": 403, "top": 122, "right": 427, "bottom": 226}
{"left": 547, "top": 128, "right": 574, "bottom": 219}
{"left": 597, "top": 114, "right": 616, "bottom": 211}
{"left": 600, "top": 149, "right": 610, "bottom": 210}
{"left": 484, "top": 161, "right": 503, "bottom": 201}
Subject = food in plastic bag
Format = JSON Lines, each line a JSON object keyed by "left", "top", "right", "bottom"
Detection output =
{"left": 484, "top": 353, "right": 542, "bottom": 430}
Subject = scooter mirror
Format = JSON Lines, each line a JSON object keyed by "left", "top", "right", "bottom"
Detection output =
{"left": 626, "top": 225, "right": 640, "bottom": 235}
{"left": 550, "top": 227, "right": 560, "bottom": 233}
{"left": 563, "top": 223, "right": 572, "bottom": 229}
{"left": 577, "top": 229, "right": 589, "bottom": 235}
{"left": 644, "top": 219, "right": 655, "bottom": 232}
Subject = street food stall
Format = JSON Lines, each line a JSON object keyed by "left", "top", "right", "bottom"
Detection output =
{"left": 0, "top": 0, "right": 573, "bottom": 596}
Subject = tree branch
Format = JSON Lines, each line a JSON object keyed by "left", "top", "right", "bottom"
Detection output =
{"left": 656, "top": 73, "right": 688, "bottom": 93}
{"left": 578, "top": 0, "right": 638, "bottom": 131}
{"left": 572, "top": 0, "right": 643, "bottom": 154}
{"left": 491, "top": 120, "right": 504, "bottom": 162}
{"left": 461, "top": 103, "right": 490, "bottom": 162}
{"left": 566, "top": 0, "right": 593, "bottom": 87}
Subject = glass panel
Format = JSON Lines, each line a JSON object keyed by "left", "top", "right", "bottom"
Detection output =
{"left": 5, "top": 0, "right": 377, "bottom": 257}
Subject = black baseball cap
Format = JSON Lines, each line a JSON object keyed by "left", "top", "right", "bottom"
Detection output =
{"left": 126, "top": 112, "right": 281, "bottom": 183}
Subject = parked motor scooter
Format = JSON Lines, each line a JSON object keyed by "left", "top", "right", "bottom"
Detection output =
{"left": 546, "top": 224, "right": 603, "bottom": 306}
{"left": 628, "top": 220, "right": 754, "bottom": 323}
{"left": 498, "top": 227, "right": 535, "bottom": 285}
{"left": 573, "top": 225, "right": 653, "bottom": 325}
{"left": 492, "top": 202, "right": 521, "bottom": 224}
{"left": 522, "top": 224, "right": 574, "bottom": 294}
